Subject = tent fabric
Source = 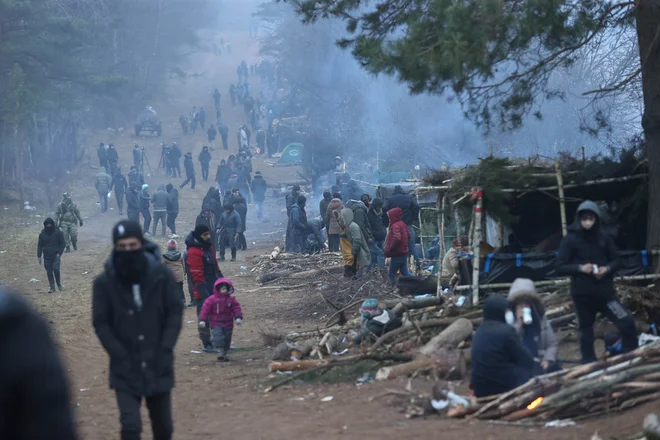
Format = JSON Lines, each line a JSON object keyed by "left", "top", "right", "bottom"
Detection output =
{"left": 278, "top": 143, "right": 303, "bottom": 165}
{"left": 457, "top": 250, "right": 653, "bottom": 285}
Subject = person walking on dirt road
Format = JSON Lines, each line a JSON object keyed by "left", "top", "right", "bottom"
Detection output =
{"left": 139, "top": 184, "right": 152, "bottom": 234}
{"left": 111, "top": 169, "right": 128, "bottom": 216}
{"left": 180, "top": 152, "right": 196, "bottom": 190}
{"left": 185, "top": 224, "right": 223, "bottom": 352}
{"left": 0, "top": 287, "right": 78, "bottom": 440}
{"left": 126, "top": 185, "right": 140, "bottom": 225}
{"left": 95, "top": 167, "right": 112, "bottom": 213}
{"left": 151, "top": 184, "right": 169, "bottom": 237}
{"left": 198, "top": 146, "right": 212, "bottom": 182}
{"left": 37, "top": 217, "right": 66, "bottom": 293}
{"left": 55, "top": 192, "right": 83, "bottom": 253}
{"left": 92, "top": 220, "right": 183, "bottom": 440}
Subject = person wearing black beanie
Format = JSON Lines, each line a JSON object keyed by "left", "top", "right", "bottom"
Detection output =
{"left": 37, "top": 217, "right": 66, "bottom": 293}
{"left": 92, "top": 219, "right": 183, "bottom": 439}
{"left": 217, "top": 202, "right": 241, "bottom": 261}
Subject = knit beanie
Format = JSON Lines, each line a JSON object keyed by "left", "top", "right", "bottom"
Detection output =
{"left": 360, "top": 298, "right": 380, "bottom": 316}
{"left": 167, "top": 239, "right": 177, "bottom": 250}
{"left": 194, "top": 224, "right": 210, "bottom": 238}
{"left": 112, "top": 220, "right": 144, "bottom": 245}
{"left": 142, "top": 184, "right": 149, "bottom": 191}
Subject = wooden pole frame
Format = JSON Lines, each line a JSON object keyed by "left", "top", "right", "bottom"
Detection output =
{"left": 470, "top": 188, "right": 483, "bottom": 304}
{"left": 556, "top": 159, "right": 568, "bottom": 237}
{"left": 437, "top": 193, "right": 447, "bottom": 296}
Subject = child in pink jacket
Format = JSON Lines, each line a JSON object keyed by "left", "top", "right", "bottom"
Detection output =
{"left": 198, "top": 278, "right": 243, "bottom": 361}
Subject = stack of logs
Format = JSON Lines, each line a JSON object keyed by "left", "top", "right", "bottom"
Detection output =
{"left": 448, "top": 342, "right": 660, "bottom": 421}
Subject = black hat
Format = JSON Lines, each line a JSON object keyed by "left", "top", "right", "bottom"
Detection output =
{"left": 224, "top": 203, "right": 234, "bottom": 211}
{"left": 112, "top": 220, "right": 144, "bottom": 245}
{"left": 255, "top": 171, "right": 262, "bottom": 175}
{"left": 298, "top": 195, "right": 307, "bottom": 205}
{"left": 43, "top": 217, "right": 55, "bottom": 228}
{"left": 194, "top": 224, "right": 210, "bottom": 238}
{"left": 293, "top": 184, "right": 301, "bottom": 191}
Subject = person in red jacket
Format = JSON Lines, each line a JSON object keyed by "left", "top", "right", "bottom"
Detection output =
{"left": 185, "top": 224, "right": 223, "bottom": 352}
{"left": 198, "top": 278, "right": 243, "bottom": 361}
{"left": 385, "top": 207, "right": 412, "bottom": 284}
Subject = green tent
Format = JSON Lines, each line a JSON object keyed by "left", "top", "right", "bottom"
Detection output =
{"left": 278, "top": 143, "right": 303, "bottom": 165}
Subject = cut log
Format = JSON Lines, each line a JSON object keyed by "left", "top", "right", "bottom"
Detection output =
{"left": 417, "top": 318, "right": 473, "bottom": 358}
{"left": 431, "top": 348, "right": 468, "bottom": 380}
{"left": 270, "top": 359, "right": 329, "bottom": 373}
{"left": 384, "top": 296, "right": 445, "bottom": 314}
{"left": 272, "top": 342, "right": 292, "bottom": 361}
{"left": 269, "top": 353, "right": 413, "bottom": 373}
{"left": 289, "top": 266, "right": 343, "bottom": 278}
{"left": 376, "top": 358, "right": 433, "bottom": 380}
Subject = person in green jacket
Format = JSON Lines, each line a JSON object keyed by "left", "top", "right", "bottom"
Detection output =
{"left": 353, "top": 298, "right": 402, "bottom": 344}
{"left": 54, "top": 193, "right": 83, "bottom": 252}
{"left": 340, "top": 207, "right": 371, "bottom": 276}
{"left": 95, "top": 167, "right": 112, "bottom": 213}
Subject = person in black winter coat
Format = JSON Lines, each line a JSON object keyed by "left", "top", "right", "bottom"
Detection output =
{"left": 139, "top": 185, "right": 152, "bottom": 233}
{"left": 106, "top": 144, "right": 119, "bottom": 176}
{"left": 0, "top": 287, "right": 78, "bottom": 440}
{"left": 342, "top": 173, "right": 362, "bottom": 202}
{"left": 236, "top": 163, "right": 252, "bottom": 203}
{"left": 170, "top": 143, "right": 182, "bottom": 177}
{"left": 198, "top": 146, "right": 212, "bottom": 182}
{"left": 471, "top": 296, "right": 535, "bottom": 398}
{"left": 196, "top": 206, "right": 218, "bottom": 249}
{"left": 202, "top": 188, "right": 223, "bottom": 221}
{"left": 92, "top": 220, "right": 183, "bottom": 440}
{"left": 218, "top": 122, "right": 229, "bottom": 150}
{"left": 231, "top": 190, "right": 248, "bottom": 250}
{"left": 165, "top": 184, "right": 179, "bottom": 237}
{"left": 180, "top": 152, "right": 196, "bottom": 189}
{"left": 319, "top": 189, "right": 332, "bottom": 222}
{"left": 126, "top": 185, "right": 140, "bottom": 224}
{"left": 133, "top": 145, "right": 141, "bottom": 169}
{"left": 216, "top": 203, "right": 241, "bottom": 261}
{"left": 98, "top": 143, "right": 108, "bottom": 169}
{"left": 306, "top": 217, "right": 326, "bottom": 254}
{"left": 288, "top": 195, "right": 308, "bottom": 253}
{"left": 285, "top": 185, "right": 301, "bottom": 251}
{"left": 215, "top": 159, "right": 232, "bottom": 195}
{"left": 111, "top": 170, "right": 128, "bottom": 216}
{"left": 251, "top": 171, "right": 267, "bottom": 218}
{"left": 383, "top": 185, "right": 420, "bottom": 266}
{"left": 555, "top": 200, "right": 638, "bottom": 364}
{"left": 207, "top": 125, "right": 217, "bottom": 149}
{"left": 37, "top": 217, "right": 66, "bottom": 293}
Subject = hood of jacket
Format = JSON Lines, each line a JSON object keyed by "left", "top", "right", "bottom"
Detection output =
{"left": 328, "top": 198, "right": 343, "bottom": 210}
{"left": 569, "top": 200, "right": 602, "bottom": 233}
{"left": 157, "top": 183, "right": 166, "bottom": 191}
{"left": 253, "top": 175, "right": 264, "bottom": 182}
{"left": 213, "top": 277, "right": 235, "bottom": 294}
{"left": 507, "top": 278, "right": 545, "bottom": 316}
{"left": 388, "top": 207, "right": 403, "bottom": 223}
{"left": 42, "top": 217, "right": 57, "bottom": 236}
{"left": 348, "top": 200, "right": 368, "bottom": 213}
{"left": 185, "top": 231, "right": 211, "bottom": 250}
{"left": 162, "top": 249, "right": 182, "bottom": 261}
{"left": 205, "top": 188, "right": 216, "bottom": 199}
{"left": 340, "top": 207, "right": 354, "bottom": 226}
{"left": 482, "top": 295, "right": 509, "bottom": 323}
{"left": 103, "top": 240, "right": 161, "bottom": 277}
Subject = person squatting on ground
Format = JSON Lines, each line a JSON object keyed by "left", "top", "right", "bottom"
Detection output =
{"left": 198, "top": 146, "right": 212, "bottom": 181}
{"left": 507, "top": 278, "right": 560, "bottom": 374}
{"left": 185, "top": 224, "right": 223, "bottom": 353}
{"left": 92, "top": 220, "right": 183, "bottom": 440}
{"left": 151, "top": 184, "right": 169, "bottom": 237}
{"left": 139, "top": 184, "right": 152, "bottom": 234}
{"left": 352, "top": 298, "right": 402, "bottom": 345}
{"left": 165, "top": 184, "right": 179, "bottom": 238}
{"left": 198, "top": 278, "right": 243, "bottom": 361}
{"left": 251, "top": 170, "right": 267, "bottom": 218}
{"left": 470, "top": 296, "right": 536, "bottom": 398}
{"left": 162, "top": 240, "right": 186, "bottom": 306}
{"left": 95, "top": 167, "right": 112, "bottom": 213}
{"left": 217, "top": 202, "right": 241, "bottom": 261}
{"left": 126, "top": 185, "right": 140, "bottom": 224}
{"left": 441, "top": 235, "right": 468, "bottom": 288}
{"left": 111, "top": 170, "right": 128, "bottom": 216}
{"left": 385, "top": 207, "right": 412, "bottom": 284}
{"left": 0, "top": 287, "right": 78, "bottom": 440}
{"left": 37, "top": 217, "right": 66, "bottom": 293}
{"left": 55, "top": 192, "right": 83, "bottom": 252}
{"left": 555, "top": 200, "right": 638, "bottom": 364}
{"left": 180, "top": 152, "right": 196, "bottom": 190}
{"left": 325, "top": 193, "right": 344, "bottom": 252}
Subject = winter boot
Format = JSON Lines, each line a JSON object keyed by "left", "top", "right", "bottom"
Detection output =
{"left": 48, "top": 285, "right": 56, "bottom": 294}
{"left": 65, "top": 246, "right": 71, "bottom": 253}
{"left": 57, "top": 283, "right": 64, "bottom": 291}
{"left": 217, "top": 349, "right": 228, "bottom": 362}
{"left": 202, "top": 343, "right": 215, "bottom": 353}
{"left": 72, "top": 242, "right": 78, "bottom": 251}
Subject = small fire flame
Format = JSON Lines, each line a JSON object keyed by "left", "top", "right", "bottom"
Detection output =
{"left": 527, "top": 397, "right": 544, "bottom": 410}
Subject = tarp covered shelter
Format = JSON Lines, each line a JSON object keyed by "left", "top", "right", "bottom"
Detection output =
{"left": 277, "top": 143, "right": 303, "bottom": 166}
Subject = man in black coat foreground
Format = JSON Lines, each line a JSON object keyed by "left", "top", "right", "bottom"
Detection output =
{"left": 555, "top": 200, "right": 638, "bottom": 364}
{"left": 0, "top": 287, "right": 77, "bottom": 440}
{"left": 92, "top": 220, "right": 183, "bottom": 440}
{"left": 37, "top": 217, "right": 66, "bottom": 293}
{"left": 470, "top": 296, "right": 535, "bottom": 398}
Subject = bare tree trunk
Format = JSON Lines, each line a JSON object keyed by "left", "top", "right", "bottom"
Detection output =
{"left": 636, "top": 1, "right": 660, "bottom": 254}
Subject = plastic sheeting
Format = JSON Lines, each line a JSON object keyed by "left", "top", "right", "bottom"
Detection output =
{"left": 458, "top": 250, "right": 654, "bottom": 285}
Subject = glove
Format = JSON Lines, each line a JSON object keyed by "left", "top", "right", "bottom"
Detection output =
{"left": 196, "top": 284, "right": 210, "bottom": 300}
{"left": 79, "top": 220, "right": 83, "bottom": 227}
{"left": 198, "top": 321, "right": 206, "bottom": 328}
{"left": 235, "top": 318, "right": 243, "bottom": 325}
{"left": 37, "top": 258, "right": 42, "bottom": 266}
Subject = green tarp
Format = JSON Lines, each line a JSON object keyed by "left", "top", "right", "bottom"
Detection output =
{"left": 278, "top": 143, "right": 303, "bottom": 165}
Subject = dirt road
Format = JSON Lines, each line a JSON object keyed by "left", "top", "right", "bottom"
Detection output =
{"left": 0, "top": 26, "right": 655, "bottom": 440}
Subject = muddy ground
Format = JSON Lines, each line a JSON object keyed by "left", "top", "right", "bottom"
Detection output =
{"left": 0, "top": 25, "right": 655, "bottom": 440}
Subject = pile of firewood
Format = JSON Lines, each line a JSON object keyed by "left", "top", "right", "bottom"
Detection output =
{"left": 448, "top": 341, "right": 660, "bottom": 421}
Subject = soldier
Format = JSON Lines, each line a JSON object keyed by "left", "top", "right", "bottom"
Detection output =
{"left": 55, "top": 193, "right": 83, "bottom": 253}
{"left": 95, "top": 167, "right": 112, "bottom": 213}
{"left": 111, "top": 169, "right": 128, "bottom": 216}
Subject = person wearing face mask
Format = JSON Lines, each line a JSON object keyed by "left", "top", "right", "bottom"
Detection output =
{"left": 507, "top": 278, "right": 560, "bottom": 374}
{"left": 92, "top": 220, "right": 183, "bottom": 440}
{"left": 470, "top": 296, "right": 536, "bottom": 398}
{"left": 555, "top": 201, "right": 638, "bottom": 364}
{"left": 185, "top": 224, "right": 223, "bottom": 352}
{"left": 352, "top": 298, "right": 402, "bottom": 345}
{"left": 37, "top": 217, "right": 66, "bottom": 293}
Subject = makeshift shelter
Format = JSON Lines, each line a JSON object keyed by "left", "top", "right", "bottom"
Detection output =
{"left": 277, "top": 143, "right": 303, "bottom": 166}
{"left": 416, "top": 149, "right": 653, "bottom": 302}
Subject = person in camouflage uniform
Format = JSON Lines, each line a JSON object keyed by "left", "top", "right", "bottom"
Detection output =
{"left": 55, "top": 193, "right": 83, "bottom": 252}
